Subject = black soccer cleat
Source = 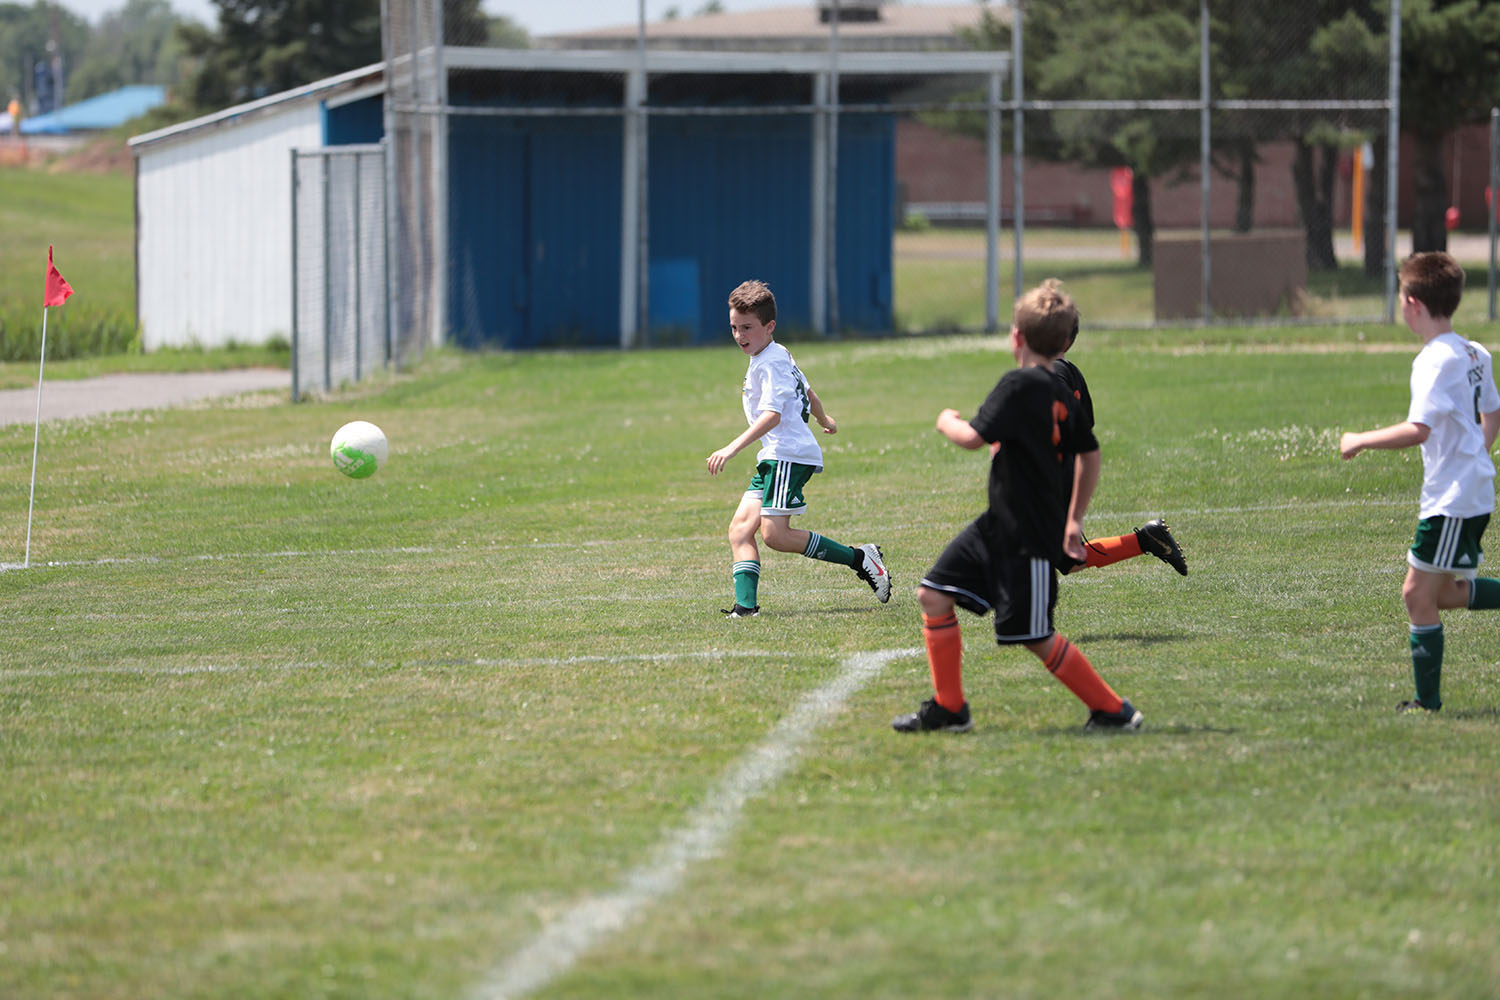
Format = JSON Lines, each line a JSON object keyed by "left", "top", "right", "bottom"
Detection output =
{"left": 1396, "top": 699, "right": 1440, "bottom": 714}
{"left": 892, "top": 698, "right": 973, "bottom": 733}
{"left": 1084, "top": 699, "right": 1144, "bottom": 731}
{"left": 721, "top": 604, "right": 760, "bottom": 619}
{"left": 1136, "top": 518, "right": 1188, "bottom": 576}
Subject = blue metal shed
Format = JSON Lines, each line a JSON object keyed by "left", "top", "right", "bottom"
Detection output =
{"left": 323, "top": 95, "right": 384, "bottom": 145}
{"left": 446, "top": 113, "right": 626, "bottom": 349}
{"left": 422, "top": 48, "right": 955, "bottom": 350}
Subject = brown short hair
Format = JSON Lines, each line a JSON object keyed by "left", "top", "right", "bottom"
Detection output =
{"left": 1012, "top": 279, "right": 1078, "bottom": 358}
{"left": 1398, "top": 252, "right": 1464, "bottom": 319}
{"left": 728, "top": 280, "right": 777, "bottom": 325}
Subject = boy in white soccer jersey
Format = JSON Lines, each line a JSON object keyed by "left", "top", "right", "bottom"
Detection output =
{"left": 1340, "top": 252, "right": 1500, "bottom": 713}
{"left": 706, "top": 279, "right": 890, "bottom": 617}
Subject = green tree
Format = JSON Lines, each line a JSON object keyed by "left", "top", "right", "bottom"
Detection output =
{"left": 995, "top": 0, "right": 1203, "bottom": 267}
{"left": 961, "top": 2, "right": 1390, "bottom": 272}
{"left": 178, "top": 0, "right": 490, "bottom": 108}
{"left": 1269, "top": 4, "right": 1385, "bottom": 272}
{"left": 0, "top": 1, "right": 89, "bottom": 114}
{"left": 178, "top": 0, "right": 381, "bottom": 109}
{"left": 1399, "top": 0, "right": 1500, "bottom": 252}
{"left": 487, "top": 13, "right": 529, "bottom": 48}
{"left": 1208, "top": 2, "right": 1384, "bottom": 272}
{"left": 68, "top": 0, "right": 186, "bottom": 100}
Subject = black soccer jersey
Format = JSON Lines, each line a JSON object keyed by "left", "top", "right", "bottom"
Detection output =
{"left": 1053, "top": 356, "right": 1095, "bottom": 433}
{"left": 1053, "top": 355, "right": 1096, "bottom": 505}
{"left": 968, "top": 364, "right": 1099, "bottom": 565}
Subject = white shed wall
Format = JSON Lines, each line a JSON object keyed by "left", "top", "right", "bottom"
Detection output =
{"left": 136, "top": 105, "right": 323, "bottom": 349}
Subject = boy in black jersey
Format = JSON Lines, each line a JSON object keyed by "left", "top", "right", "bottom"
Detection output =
{"left": 894, "top": 280, "right": 1143, "bottom": 733}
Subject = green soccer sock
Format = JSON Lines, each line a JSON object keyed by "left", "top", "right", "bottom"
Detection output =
{"left": 732, "top": 560, "right": 761, "bottom": 608}
{"left": 802, "top": 531, "right": 859, "bottom": 566}
{"left": 1409, "top": 623, "right": 1444, "bottom": 710}
{"left": 1468, "top": 577, "right": 1500, "bottom": 609}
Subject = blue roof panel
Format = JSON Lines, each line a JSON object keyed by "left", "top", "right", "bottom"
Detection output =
{"left": 20, "top": 85, "right": 167, "bottom": 135}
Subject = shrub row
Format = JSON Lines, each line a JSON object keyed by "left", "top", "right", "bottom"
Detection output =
{"left": 0, "top": 304, "right": 142, "bottom": 362}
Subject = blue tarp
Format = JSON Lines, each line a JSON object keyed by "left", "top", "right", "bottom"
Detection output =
{"left": 20, "top": 85, "right": 166, "bottom": 135}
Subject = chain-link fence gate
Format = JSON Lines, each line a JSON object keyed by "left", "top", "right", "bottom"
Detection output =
{"left": 290, "top": 145, "right": 390, "bottom": 401}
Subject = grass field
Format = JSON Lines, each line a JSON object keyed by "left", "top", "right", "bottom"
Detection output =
{"left": 4, "top": 325, "right": 1500, "bottom": 999}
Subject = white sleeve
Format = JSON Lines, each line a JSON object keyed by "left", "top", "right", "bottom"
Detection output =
{"left": 1407, "top": 354, "right": 1444, "bottom": 426}
{"left": 755, "top": 357, "right": 798, "bottom": 417}
{"left": 1478, "top": 344, "right": 1500, "bottom": 414}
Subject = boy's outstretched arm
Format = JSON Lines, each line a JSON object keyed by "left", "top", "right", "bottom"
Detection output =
{"left": 807, "top": 386, "right": 837, "bottom": 435}
{"left": 1065, "top": 449, "right": 1101, "bottom": 564}
{"left": 1340, "top": 421, "right": 1429, "bottom": 460}
{"left": 1483, "top": 408, "right": 1500, "bottom": 451}
{"left": 707, "top": 409, "right": 780, "bottom": 475}
{"left": 936, "top": 408, "right": 985, "bottom": 450}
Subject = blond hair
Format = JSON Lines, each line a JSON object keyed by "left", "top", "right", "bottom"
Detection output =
{"left": 1012, "top": 279, "right": 1078, "bottom": 357}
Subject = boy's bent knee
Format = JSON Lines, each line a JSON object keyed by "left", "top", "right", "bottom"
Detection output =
{"left": 728, "top": 515, "right": 758, "bottom": 546}
{"left": 759, "top": 518, "right": 798, "bottom": 552}
{"left": 917, "top": 585, "right": 955, "bottom": 617}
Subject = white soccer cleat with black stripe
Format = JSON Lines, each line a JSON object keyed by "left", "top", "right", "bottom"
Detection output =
{"left": 854, "top": 543, "right": 891, "bottom": 603}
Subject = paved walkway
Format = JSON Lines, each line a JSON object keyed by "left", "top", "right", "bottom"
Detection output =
{"left": 0, "top": 369, "right": 288, "bottom": 428}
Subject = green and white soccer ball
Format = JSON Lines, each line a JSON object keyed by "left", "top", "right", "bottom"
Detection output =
{"left": 330, "top": 420, "right": 388, "bottom": 479}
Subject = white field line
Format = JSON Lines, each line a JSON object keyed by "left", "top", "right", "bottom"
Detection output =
{"left": 470, "top": 646, "right": 919, "bottom": 1000}
{"left": 0, "top": 498, "right": 1412, "bottom": 575}
{"left": 0, "top": 649, "right": 790, "bottom": 682}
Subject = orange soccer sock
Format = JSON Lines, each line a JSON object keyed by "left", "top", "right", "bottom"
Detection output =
{"left": 1083, "top": 532, "right": 1143, "bottom": 569}
{"left": 1040, "top": 634, "right": 1123, "bottom": 714}
{"left": 922, "top": 611, "right": 965, "bottom": 712}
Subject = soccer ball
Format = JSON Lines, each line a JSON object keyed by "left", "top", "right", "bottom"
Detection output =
{"left": 330, "top": 420, "right": 388, "bottom": 479}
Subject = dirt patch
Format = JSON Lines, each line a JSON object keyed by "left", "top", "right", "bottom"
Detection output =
{"left": 51, "top": 133, "right": 135, "bottom": 174}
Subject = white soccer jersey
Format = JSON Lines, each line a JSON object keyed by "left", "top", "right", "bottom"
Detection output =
{"left": 742, "top": 340, "right": 824, "bottom": 468}
{"left": 1407, "top": 331, "right": 1500, "bottom": 518}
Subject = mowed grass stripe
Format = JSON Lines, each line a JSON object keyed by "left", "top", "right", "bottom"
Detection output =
{"left": 0, "top": 649, "right": 792, "bottom": 680}
{"left": 472, "top": 647, "right": 919, "bottom": 1000}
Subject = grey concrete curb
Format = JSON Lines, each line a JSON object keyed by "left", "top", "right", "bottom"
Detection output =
{"left": 0, "top": 369, "right": 289, "bottom": 428}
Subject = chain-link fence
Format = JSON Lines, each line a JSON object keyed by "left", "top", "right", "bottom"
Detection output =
{"left": 290, "top": 145, "right": 389, "bottom": 401}
{"left": 1010, "top": 1, "right": 1399, "bottom": 328}
{"left": 365, "top": 0, "right": 1472, "bottom": 356}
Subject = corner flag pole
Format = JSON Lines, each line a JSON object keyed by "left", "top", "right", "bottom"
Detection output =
{"left": 24, "top": 306, "right": 49, "bottom": 568}
{"left": 27, "top": 245, "right": 74, "bottom": 569}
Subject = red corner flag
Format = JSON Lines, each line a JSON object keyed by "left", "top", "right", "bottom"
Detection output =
{"left": 44, "top": 245, "right": 74, "bottom": 307}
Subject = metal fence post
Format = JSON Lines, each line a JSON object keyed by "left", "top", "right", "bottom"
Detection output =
{"left": 1489, "top": 106, "right": 1497, "bottom": 321}
{"left": 322, "top": 155, "right": 332, "bottom": 394}
{"left": 1199, "top": 0, "right": 1212, "bottom": 323}
{"left": 290, "top": 148, "right": 300, "bottom": 403}
{"left": 353, "top": 151, "right": 363, "bottom": 381}
{"left": 1012, "top": 0, "right": 1025, "bottom": 302}
{"left": 986, "top": 69, "right": 1001, "bottom": 333}
{"left": 1384, "top": 0, "right": 1402, "bottom": 323}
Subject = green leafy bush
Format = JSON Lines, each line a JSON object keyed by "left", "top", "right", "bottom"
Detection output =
{"left": 0, "top": 303, "right": 143, "bottom": 362}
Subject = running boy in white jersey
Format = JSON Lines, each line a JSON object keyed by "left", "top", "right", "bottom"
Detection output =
{"left": 706, "top": 279, "right": 890, "bottom": 617}
{"left": 1340, "top": 252, "right": 1500, "bottom": 712}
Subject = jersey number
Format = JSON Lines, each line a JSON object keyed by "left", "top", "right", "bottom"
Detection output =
{"left": 792, "top": 365, "right": 811, "bottom": 423}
